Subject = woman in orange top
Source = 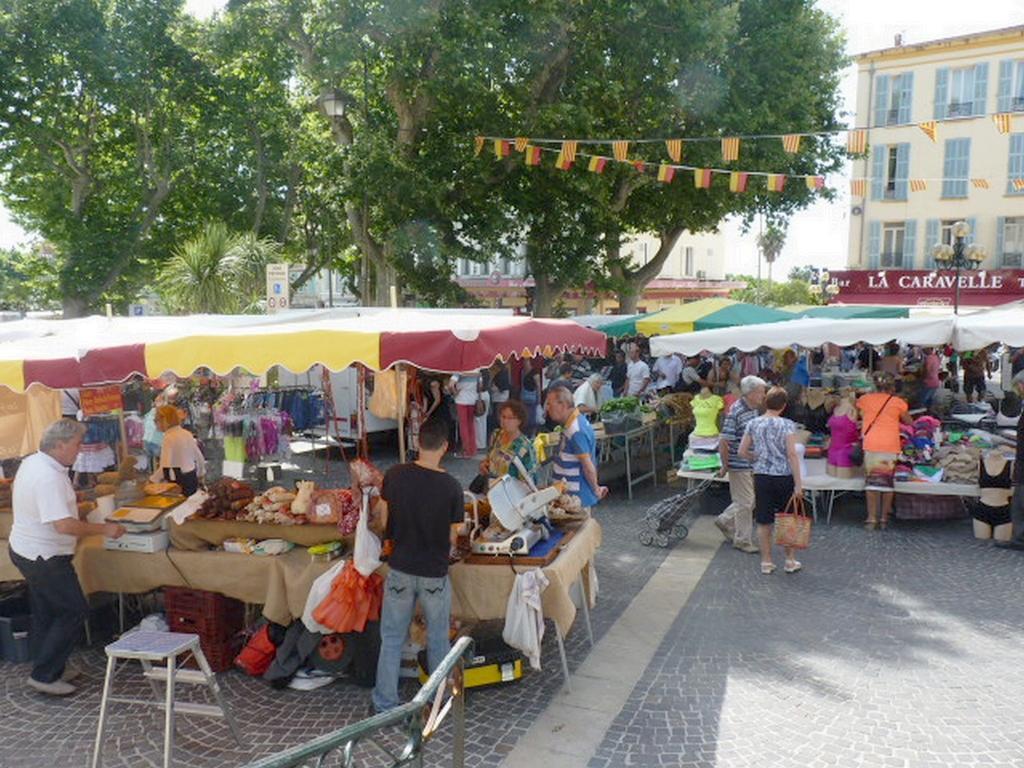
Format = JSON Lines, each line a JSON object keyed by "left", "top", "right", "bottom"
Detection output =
{"left": 856, "top": 373, "right": 913, "bottom": 530}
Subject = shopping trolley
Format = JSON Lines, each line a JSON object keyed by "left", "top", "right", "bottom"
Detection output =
{"left": 637, "top": 476, "right": 713, "bottom": 548}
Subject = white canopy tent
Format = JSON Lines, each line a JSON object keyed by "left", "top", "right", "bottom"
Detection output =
{"left": 649, "top": 316, "right": 957, "bottom": 357}
{"left": 953, "top": 301, "right": 1024, "bottom": 350}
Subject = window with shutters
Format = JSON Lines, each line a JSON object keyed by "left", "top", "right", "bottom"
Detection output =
{"left": 1008, "top": 134, "right": 1024, "bottom": 196}
{"left": 881, "top": 223, "right": 906, "bottom": 268}
{"left": 1003, "top": 218, "right": 1024, "bottom": 267}
{"left": 939, "top": 220, "right": 961, "bottom": 246}
{"left": 947, "top": 67, "right": 976, "bottom": 117}
{"left": 885, "top": 146, "right": 899, "bottom": 198}
{"left": 684, "top": 247, "right": 694, "bottom": 277}
{"left": 1014, "top": 62, "right": 1024, "bottom": 111}
{"left": 942, "top": 138, "right": 970, "bottom": 198}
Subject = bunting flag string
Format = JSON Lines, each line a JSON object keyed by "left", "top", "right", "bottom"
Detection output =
{"left": 918, "top": 121, "right": 938, "bottom": 142}
{"left": 612, "top": 141, "right": 630, "bottom": 162}
{"left": 994, "top": 113, "right": 1013, "bottom": 134}
{"left": 489, "top": 140, "right": 1021, "bottom": 195}
{"left": 846, "top": 129, "right": 867, "bottom": 154}
{"left": 729, "top": 171, "right": 749, "bottom": 193}
{"left": 474, "top": 136, "right": 485, "bottom": 156}
{"left": 781, "top": 134, "right": 801, "bottom": 154}
{"left": 665, "top": 138, "right": 683, "bottom": 162}
{"left": 514, "top": 136, "right": 529, "bottom": 152}
{"left": 721, "top": 137, "right": 740, "bottom": 162}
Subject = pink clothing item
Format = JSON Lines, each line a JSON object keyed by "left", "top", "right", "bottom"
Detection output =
{"left": 827, "top": 414, "right": 860, "bottom": 468}
{"left": 923, "top": 353, "right": 941, "bottom": 388}
{"left": 457, "top": 403, "right": 477, "bottom": 455}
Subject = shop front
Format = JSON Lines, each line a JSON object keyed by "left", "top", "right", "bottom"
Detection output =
{"left": 827, "top": 269, "right": 1024, "bottom": 309}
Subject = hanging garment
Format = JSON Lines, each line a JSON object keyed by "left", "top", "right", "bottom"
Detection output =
{"left": 0, "top": 386, "right": 62, "bottom": 460}
{"left": 502, "top": 568, "right": 549, "bottom": 671}
{"left": 369, "top": 370, "right": 401, "bottom": 420}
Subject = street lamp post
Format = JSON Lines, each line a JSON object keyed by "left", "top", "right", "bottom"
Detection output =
{"left": 931, "top": 220, "right": 986, "bottom": 315}
{"left": 808, "top": 268, "right": 840, "bottom": 303}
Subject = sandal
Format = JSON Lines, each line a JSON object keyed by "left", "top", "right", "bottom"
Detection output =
{"left": 760, "top": 562, "right": 776, "bottom": 575}
{"left": 864, "top": 520, "right": 878, "bottom": 531}
{"left": 784, "top": 559, "right": 802, "bottom": 574}
{"left": 878, "top": 519, "right": 889, "bottom": 530}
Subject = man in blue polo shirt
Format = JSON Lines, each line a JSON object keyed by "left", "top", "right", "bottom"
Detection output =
{"left": 545, "top": 387, "right": 607, "bottom": 508}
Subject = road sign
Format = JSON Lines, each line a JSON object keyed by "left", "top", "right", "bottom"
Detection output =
{"left": 266, "top": 263, "right": 290, "bottom": 314}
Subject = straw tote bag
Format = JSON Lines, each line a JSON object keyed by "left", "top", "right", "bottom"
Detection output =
{"left": 773, "top": 493, "right": 812, "bottom": 549}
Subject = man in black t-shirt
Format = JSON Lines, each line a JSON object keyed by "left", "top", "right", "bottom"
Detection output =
{"left": 372, "top": 418, "right": 465, "bottom": 713}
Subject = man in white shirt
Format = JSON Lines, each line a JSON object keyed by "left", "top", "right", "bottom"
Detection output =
{"left": 625, "top": 344, "right": 651, "bottom": 397}
{"left": 9, "top": 419, "right": 125, "bottom": 696}
{"left": 573, "top": 374, "right": 607, "bottom": 416}
{"left": 652, "top": 353, "right": 683, "bottom": 392}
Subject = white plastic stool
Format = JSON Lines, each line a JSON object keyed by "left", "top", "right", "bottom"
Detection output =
{"left": 91, "top": 631, "right": 242, "bottom": 768}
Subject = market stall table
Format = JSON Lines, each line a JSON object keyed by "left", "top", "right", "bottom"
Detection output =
{"left": 597, "top": 423, "right": 657, "bottom": 500}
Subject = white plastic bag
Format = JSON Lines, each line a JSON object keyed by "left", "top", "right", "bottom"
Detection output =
{"left": 502, "top": 568, "right": 549, "bottom": 671}
{"left": 353, "top": 488, "right": 382, "bottom": 577}
{"left": 302, "top": 559, "right": 347, "bottom": 634}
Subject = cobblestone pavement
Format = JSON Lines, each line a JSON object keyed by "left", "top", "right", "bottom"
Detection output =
{"left": 587, "top": 501, "right": 1024, "bottom": 768}
{"left": 0, "top": 454, "right": 711, "bottom": 768}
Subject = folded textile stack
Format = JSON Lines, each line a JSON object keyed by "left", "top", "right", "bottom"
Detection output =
{"left": 933, "top": 444, "right": 981, "bottom": 484}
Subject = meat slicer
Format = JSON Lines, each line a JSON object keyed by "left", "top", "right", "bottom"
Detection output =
{"left": 470, "top": 457, "right": 559, "bottom": 556}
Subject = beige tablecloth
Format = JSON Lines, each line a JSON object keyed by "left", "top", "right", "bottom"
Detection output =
{"left": 169, "top": 519, "right": 347, "bottom": 551}
{"left": 69, "top": 517, "right": 603, "bottom": 635}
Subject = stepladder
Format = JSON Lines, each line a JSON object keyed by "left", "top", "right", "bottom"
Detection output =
{"left": 91, "top": 631, "right": 242, "bottom": 768}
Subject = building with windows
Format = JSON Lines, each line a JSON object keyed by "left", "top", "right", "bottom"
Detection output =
{"left": 840, "top": 26, "right": 1024, "bottom": 306}
{"left": 455, "top": 229, "right": 741, "bottom": 314}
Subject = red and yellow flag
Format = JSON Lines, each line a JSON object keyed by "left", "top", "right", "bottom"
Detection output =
{"left": 805, "top": 176, "right": 825, "bottom": 191}
{"left": 846, "top": 129, "right": 867, "bottom": 154}
{"left": 665, "top": 139, "right": 683, "bottom": 163}
{"left": 494, "top": 139, "right": 511, "bottom": 159}
{"left": 781, "top": 134, "right": 801, "bottom": 154}
{"left": 657, "top": 164, "right": 675, "bottom": 183}
{"left": 721, "top": 137, "right": 740, "bottom": 162}
{"left": 561, "top": 140, "right": 579, "bottom": 164}
{"left": 474, "top": 136, "right": 485, "bottom": 156}
{"left": 588, "top": 156, "right": 607, "bottom": 173}
{"left": 918, "top": 121, "right": 938, "bottom": 142}
{"left": 1014, "top": 178, "right": 1024, "bottom": 191}
{"left": 524, "top": 145, "right": 542, "bottom": 166}
{"left": 971, "top": 178, "right": 989, "bottom": 189}
{"left": 729, "top": 172, "right": 749, "bottom": 193}
{"left": 632, "top": 160, "right": 646, "bottom": 174}
{"left": 554, "top": 149, "right": 573, "bottom": 170}
{"left": 909, "top": 179, "right": 927, "bottom": 192}
{"left": 850, "top": 179, "right": 866, "bottom": 197}
{"left": 766, "top": 174, "right": 786, "bottom": 192}
{"left": 612, "top": 140, "right": 629, "bottom": 162}
{"left": 994, "top": 113, "right": 1014, "bottom": 134}
{"left": 694, "top": 168, "right": 713, "bottom": 189}
{"left": 514, "top": 137, "right": 529, "bottom": 152}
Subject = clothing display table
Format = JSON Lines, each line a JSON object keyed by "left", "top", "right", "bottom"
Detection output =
{"left": 597, "top": 423, "right": 657, "bottom": 500}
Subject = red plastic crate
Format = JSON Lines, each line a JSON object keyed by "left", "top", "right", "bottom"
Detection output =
{"left": 185, "top": 634, "right": 244, "bottom": 673}
{"left": 163, "top": 587, "right": 245, "bottom": 643}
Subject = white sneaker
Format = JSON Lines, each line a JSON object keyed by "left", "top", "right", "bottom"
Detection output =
{"left": 784, "top": 559, "right": 803, "bottom": 574}
{"left": 27, "top": 677, "right": 76, "bottom": 696}
{"left": 713, "top": 518, "right": 734, "bottom": 541}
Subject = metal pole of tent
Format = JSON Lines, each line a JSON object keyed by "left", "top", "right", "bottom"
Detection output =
{"left": 397, "top": 363, "right": 407, "bottom": 464}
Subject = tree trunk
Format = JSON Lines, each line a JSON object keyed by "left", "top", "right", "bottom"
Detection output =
{"left": 62, "top": 295, "right": 89, "bottom": 319}
{"left": 617, "top": 291, "right": 640, "bottom": 315}
{"left": 532, "top": 276, "right": 561, "bottom": 317}
{"left": 612, "top": 227, "right": 685, "bottom": 314}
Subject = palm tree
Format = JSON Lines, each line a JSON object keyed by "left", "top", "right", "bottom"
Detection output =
{"left": 757, "top": 224, "right": 787, "bottom": 285}
{"left": 159, "top": 223, "right": 283, "bottom": 314}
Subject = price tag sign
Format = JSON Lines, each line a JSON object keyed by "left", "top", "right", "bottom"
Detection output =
{"left": 80, "top": 386, "right": 124, "bottom": 417}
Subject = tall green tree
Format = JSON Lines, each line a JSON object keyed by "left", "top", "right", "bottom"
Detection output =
{"left": 0, "top": 246, "right": 62, "bottom": 312}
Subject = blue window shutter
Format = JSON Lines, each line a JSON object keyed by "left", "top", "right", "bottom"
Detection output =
{"left": 966, "top": 217, "right": 977, "bottom": 246}
{"left": 870, "top": 144, "right": 886, "bottom": 201}
{"left": 973, "top": 63, "right": 989, "bottom": 116}
{"left": 926, "top": 219, "right": 940, "bottom": 268}
{"left": 997, "top": 60, "right": 1014, "bottom": 112}
{"left": 874, "top": 75, "right": 891, "bottom": 126}
{"left": 960, "top": 138, "right": 971, "bottom": 197}
{"left": 942, "top": 139, "right": 955, "bottom": 197}
{"left": 894, "top": 143, "right": 909, "bottom": 200}
{"left": 868, "top": 221, "right": 882, "bottom": 269}
{"left": 996, "top": 216, "right": 1006, "bottom": 266}
{"left": 1008, "top": 134, "right": 1024, "bottom": 195}
{"left": 903, "top": 220, "right": 917, "bottom": 268}
{"left": 898, "top": 72, "right": 914, "bottom": 124}
{"left": 943, "top": 139, "right": 969, "bottom": 198}
{"left": 934, "top": 68, "right": 949, "bottom": 119}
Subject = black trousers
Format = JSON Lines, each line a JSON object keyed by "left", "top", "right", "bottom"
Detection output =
{"left": 163, "top": 467, "right": 199, "bottom": 496}
{"left": 8, "top": 546, "right": 88, "bottom": 684}
{"left": 1010, "top": 486, "right": 1024, "bottom": 546}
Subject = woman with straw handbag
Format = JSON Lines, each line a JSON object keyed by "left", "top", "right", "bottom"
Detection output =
{"left": 739, "top": 386, "right": 806, "bottom": 575}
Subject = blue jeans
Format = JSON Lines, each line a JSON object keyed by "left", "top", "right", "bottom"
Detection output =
{"left": 372, "top": 568, "right": 452, "bottom": 712}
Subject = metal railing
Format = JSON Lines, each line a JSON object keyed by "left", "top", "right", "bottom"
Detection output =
{"left": 244, "top": 637, "right": 475, "bottom": 768}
